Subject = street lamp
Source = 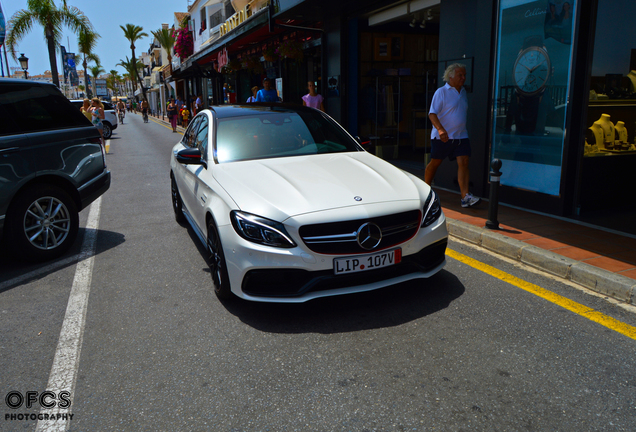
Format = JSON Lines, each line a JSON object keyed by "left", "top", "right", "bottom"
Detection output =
{"left": 18, "top": 53, "right": 29, "bottom": 79}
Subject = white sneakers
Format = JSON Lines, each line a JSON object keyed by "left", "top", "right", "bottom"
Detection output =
{"left": 461, "top": 192, "right": 481, "bottom": 208}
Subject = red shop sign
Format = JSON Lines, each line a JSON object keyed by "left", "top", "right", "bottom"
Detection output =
{"left": 217, "top": 48, "right": 229, "bottom": 72}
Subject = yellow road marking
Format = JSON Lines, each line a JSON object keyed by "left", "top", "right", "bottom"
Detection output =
{"left": 446, "top": 248, "right": 636, "bottom": 341}
{"left": 148, "top": 116, "right": 183, "bottom": 134}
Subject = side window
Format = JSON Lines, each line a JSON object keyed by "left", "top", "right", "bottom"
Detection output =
{"left": 183, "top": 116, "right": 202, "bottom": 148}
{"left": 3, "top": 84, "right": 89, "bottom": 133}
{"left": 195, "top": 117, "right": 209, "bottom": 160}
{"left": 0, "top": 92, "right": 20, "bottom": 136}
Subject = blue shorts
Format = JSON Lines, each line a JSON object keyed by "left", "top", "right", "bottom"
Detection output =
{"left": 430, "top": 138, "right": 471, "bottom": 161}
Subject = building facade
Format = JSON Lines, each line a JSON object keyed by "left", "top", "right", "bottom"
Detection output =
{"left": 167, "top": 0, "right": 636, "bottom": 235}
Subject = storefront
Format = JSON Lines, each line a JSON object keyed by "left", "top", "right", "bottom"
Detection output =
{"left": 353, "top": 3, "right": 441, "bottom": 163}
{"left": 576, "top": 0, "right": 636, "bottom": 233}
{"left": 490, "top": 0, "right": 636, "bottom": 234}
{"left": 174, "top": 0, "right": 323, "bottom": 110}
{"left": 171, "top": 0, "right": 635, "bottom": 235}
{"left": 343, "top": 0, "right": 635, "bottom": 235}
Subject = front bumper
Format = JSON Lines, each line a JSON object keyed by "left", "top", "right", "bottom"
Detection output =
{"left": 220, "top": 212, "right": 448, "bottom": 303}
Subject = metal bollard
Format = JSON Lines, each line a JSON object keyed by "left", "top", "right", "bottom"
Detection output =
{"left": 485, "top": 159, "right": 502, "bottom": 230}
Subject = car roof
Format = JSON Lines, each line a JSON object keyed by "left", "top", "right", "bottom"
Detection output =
{"left": 208, "top": 103, "right": 323, "bottom": 119}
{"left": 0, "top": 78, "right": 56, "bottom": 88}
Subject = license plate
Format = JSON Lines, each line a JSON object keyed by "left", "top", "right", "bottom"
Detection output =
{"left": 334, "top": 248, "right": 402, "bottom": 275}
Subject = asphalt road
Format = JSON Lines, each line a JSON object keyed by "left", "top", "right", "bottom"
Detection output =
{"left": 1, "top": 112, "right": 635, "bottom": 431}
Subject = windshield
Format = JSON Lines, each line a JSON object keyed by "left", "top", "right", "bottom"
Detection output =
{"left": 214, "top": 110, "right": 360, "bottom": 163}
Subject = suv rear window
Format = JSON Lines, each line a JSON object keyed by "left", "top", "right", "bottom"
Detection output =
{"left": 0, "top": 84, "right": 90, "bottom": 134}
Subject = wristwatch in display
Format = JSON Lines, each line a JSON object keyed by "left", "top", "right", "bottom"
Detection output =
{"left": 513, "top": 35, "right": 551, "bottom": 96}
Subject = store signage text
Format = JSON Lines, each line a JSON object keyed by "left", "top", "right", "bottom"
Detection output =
{"left": 219, "top": 6, "right": 252, "bottom": 36}
{"left": 525, "top": 7, "right": 546, "bottom": 18}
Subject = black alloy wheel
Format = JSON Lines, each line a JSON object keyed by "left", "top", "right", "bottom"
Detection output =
{"left": 207, "top": 220, "right": 232, "bottom": 300}
{"left": 171, "top": 176, "right": 186, "bottom": 223}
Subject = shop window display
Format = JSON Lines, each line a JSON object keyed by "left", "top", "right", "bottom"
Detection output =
{"left": 583, "top": 0, "right": 636, "bottom": 157}
{"left": 491, "top": 0, "right": 577, "bottom": 196}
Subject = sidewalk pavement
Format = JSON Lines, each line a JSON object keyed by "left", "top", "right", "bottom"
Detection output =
{"left": 435, "top": 188, "right": 636, "bottom": 305}
{"left": 148, "top": 112, "right": 635, "bottom": 305}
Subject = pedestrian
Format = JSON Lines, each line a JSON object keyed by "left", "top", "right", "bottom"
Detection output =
{"left": 89, "top": 97, "right": 105, "bottom": 145}
{"left": 167, "top": 98, "right": 178, "bottom": 132}
{"left": 246, "top": 86, "right": 258, "bottom": 103}
{"left": 116, "top": 98, "right": 126, "bottom": 124}
{"left": 175, "top": 96, "right": 183, "bottom": 125}
{"left": 140, "top": 99, "right": 149, "bottom": 122}
{"left": 425, "top": 63, "right": 481, "bottom": 208}
{"left": 256, "top": 78, "right": 280, "bottom": 102}
{"left": 196, "top": 94, "right": 203, "bottom": 112}
{"left": 181, "top": 105, "right": 190, "bottom": 128}
{"left": 80, "top": 98, "right": 92, "bottom": 121}
{"left": 190, "top": 96, "right": 197, "bottom": 116}
{"left": 302, "top": 81, "right": 324, "bottom": 111}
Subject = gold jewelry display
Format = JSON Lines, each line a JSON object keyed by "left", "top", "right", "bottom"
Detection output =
{"left": 588, "top": 122, "right": 604, "bottom": 147}
{"left": 593, "top": 114, "right": 615, "bottom": 148}
{"left": 628, "top": 70, "right": 636, "bottom": 93}
{"left": 615, "top": 121, "right": 628, "bottom": 143}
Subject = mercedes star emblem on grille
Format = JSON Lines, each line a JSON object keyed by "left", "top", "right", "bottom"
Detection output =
{"left": 356, "top": 222, "right": 382, "bottom": 250}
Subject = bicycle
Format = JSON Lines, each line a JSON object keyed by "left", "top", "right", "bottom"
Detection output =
{"left": 118, "top": 110, "right": 125, "bottom": 124}
{"left": 142, "top": 109, "right": 148, "bottom": 123}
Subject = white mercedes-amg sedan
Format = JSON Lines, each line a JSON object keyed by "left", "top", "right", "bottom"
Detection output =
{"left": 170, "top": 104, "right": 448, "bottom": 302}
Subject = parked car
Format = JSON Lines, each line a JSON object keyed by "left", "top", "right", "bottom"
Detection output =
{"left": 0, "top": 79, "right": 111, "bottom": 261}
{"left": 69, "top": 99, "right": 118, "bottom": 139}
{"left": 170, "top": 104, "right": 448, "bottom": 302}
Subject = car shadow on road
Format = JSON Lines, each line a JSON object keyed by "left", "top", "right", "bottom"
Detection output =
{"left": 221, "top": 270, "right": 465, "bottom": 334}
{"left": 0, "top": 228, "right": 125, "bottom": 293}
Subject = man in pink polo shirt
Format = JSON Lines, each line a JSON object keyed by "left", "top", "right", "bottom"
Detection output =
{"left": 425, "top": 63, "right": 481, "bottom": 208}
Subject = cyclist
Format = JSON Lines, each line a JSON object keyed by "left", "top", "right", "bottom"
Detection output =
{"left": 140, "top": 99, "right": 149, "bottom": 123}
{"left": 116, "top": 98, "right": 126, "bottom": 124}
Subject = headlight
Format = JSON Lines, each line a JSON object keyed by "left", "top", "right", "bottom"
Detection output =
{"left": 231, "top": 211, "right": 297, "bottom": 248}
{"left": 421, "top": 190, "right": 442, "bottom": 227}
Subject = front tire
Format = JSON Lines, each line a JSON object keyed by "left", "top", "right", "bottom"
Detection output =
{"left": 171, "top": 176, "right": 186, "bottom": 223}
{"left": 207, "top": 220, "right": 232, "bottom": 300}
{"left": 102, "top": 122, "right": 112, "bottom": 139}
{"left": 6, "top": 185, "right": 79, "bottom": 261}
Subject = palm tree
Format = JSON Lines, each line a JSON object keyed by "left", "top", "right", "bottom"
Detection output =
{"left": 77, "top": 28, "right": 100, "bottom": 97}
{"left": 6, "top": 0, "right": 93, "bottom": 88}
{"left": 107, "top": 69, "right": 123, "bottom": 96}
{"left": 117, "top": 57, "right": 144, "bottom": 98}
{"left": 151, "top": 28, "right": 175, "bottom": 67}
{"left": 89, "top": 63, "right": 104, "bottom": 98}
{"left": 120, "top": 24, "right": 148, "bottom": 101}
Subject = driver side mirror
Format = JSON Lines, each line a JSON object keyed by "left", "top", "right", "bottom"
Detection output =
{"left": 176, "top": 148, "right": 206, "bottom": 166}
{"left": 356, "top": 136, "right": 374, "bottom": 154}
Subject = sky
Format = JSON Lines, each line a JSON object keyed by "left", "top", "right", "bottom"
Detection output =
{"left": 1, "top": 0, "right": 191, "bottom": 77}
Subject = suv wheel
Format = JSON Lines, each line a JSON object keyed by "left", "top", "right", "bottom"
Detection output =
{"left": 6, "top": 185, "right": 79, "bottom": 261}
{"left": 102, "top": 122, "right": 112, "bottom": 139}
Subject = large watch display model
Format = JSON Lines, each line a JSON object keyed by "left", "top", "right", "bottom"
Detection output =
{"left": 513, "top": 35, "right": 551, "bottom": 96}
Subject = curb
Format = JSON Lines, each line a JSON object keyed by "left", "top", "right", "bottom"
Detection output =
{"left": 446, "top": 219, "right": 635, "bottom": 305}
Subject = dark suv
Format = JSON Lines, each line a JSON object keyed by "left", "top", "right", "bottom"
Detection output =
{"left": 0, "top": 78, "right": 111, "bottom": 261}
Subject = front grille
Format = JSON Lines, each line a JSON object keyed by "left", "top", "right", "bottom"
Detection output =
{"left": 241, "top": 238, "right": 447, "bottom": 298}
{"left": 298, "top": 210, "right": 421, "bottom": 254}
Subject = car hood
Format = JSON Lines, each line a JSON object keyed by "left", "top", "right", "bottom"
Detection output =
{"left": 213, "top": 152, "right": 425, "bottom": 219}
